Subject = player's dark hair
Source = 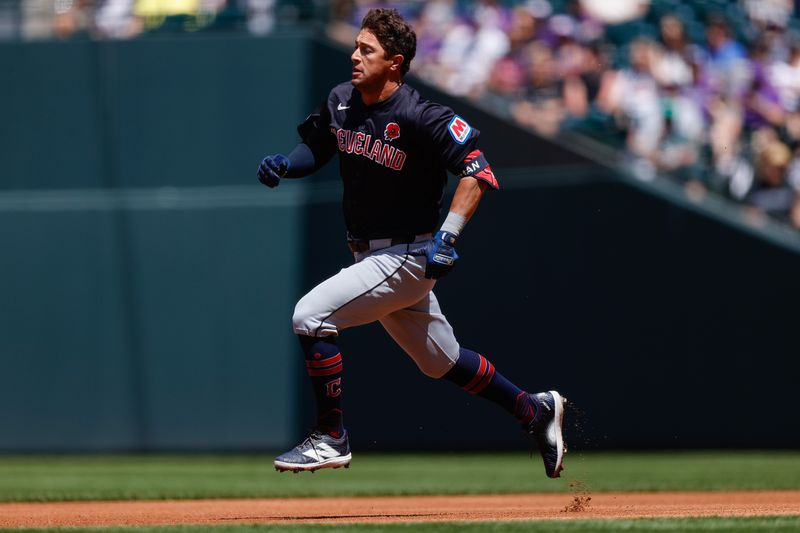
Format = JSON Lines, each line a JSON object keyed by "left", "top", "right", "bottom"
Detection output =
{"left": 361, "top": 8, "right": 417, "bottom": 76}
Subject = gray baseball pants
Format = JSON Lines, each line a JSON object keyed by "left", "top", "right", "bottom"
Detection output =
{"left": 292, "top": 235, "right": 460, "bottom": 378}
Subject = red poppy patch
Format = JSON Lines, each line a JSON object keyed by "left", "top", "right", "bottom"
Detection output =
{"left": 384, "top": 122, "right": 401, "bottom": 141}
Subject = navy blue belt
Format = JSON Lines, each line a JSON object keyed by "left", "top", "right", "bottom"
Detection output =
{"left": 346, "top": 233, "right": 431, "bottom": 253}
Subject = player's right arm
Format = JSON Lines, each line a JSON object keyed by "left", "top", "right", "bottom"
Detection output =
{"left": 257, "top": 100, "right": 337, "bottom": 188}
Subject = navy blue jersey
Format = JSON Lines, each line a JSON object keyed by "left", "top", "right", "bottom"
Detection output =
{"left": 297, "top": 82, "right": 498, "bottom": 240}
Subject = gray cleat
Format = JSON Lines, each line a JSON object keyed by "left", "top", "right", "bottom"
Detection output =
{"left": 274, "top": 430, "right": 352, "bottom": 473}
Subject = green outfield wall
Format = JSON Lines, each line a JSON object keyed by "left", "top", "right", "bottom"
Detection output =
{"left": 0, "top": 34, "right": 311, "bottom": 450}
{"left": 1, "top": 35, "right": 798, "bottom": 451}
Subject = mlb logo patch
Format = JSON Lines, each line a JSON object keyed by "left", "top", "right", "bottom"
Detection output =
{"left": 448, "top": 116, "right": 472, "bottom": 144}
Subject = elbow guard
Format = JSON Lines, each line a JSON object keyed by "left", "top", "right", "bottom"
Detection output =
{"left": 460, "top": 150, "right": 499, "bottom": 190}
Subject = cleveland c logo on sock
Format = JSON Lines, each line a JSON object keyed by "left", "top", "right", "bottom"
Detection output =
{"left": 326, "top": 378, "right": 342, "bottom": 398}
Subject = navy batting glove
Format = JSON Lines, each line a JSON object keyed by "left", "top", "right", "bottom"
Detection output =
{"left": 257, "top": 154, "right": 289, "bottom": 188}
{"left": 424, "top": 231, "right": 459, "bottom": 279}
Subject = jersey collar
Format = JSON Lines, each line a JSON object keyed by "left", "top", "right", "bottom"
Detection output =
{"left": 358, "top": 83, "right": 407, "bottom": 110}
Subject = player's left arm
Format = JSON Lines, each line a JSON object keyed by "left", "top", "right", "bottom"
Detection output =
{"left": 444, "top": 148, "right": 498, "bottom": 230}
{"left": 416, "top": 105, "right": 499, "bottom": 278}
{"left": 424, "top": 173, "right": 492, "bottom": 279}
{"left": 424, "top": 152, "right": 498, "bottom": 279}
{"left": 448, "top": 176, "right": 489, "bottom": 225}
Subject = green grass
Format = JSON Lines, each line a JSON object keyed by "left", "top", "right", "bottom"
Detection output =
{"left": 0, "top": 451, "right": 798, "bottom": 502}
{"left": 6, "top": 517, "right": 800, "bottom": 532}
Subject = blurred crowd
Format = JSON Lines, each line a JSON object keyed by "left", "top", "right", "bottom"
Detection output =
{"left": 330, "top": 0, "right": 800, "bottom": 229}
{"left": 0, "top": 0, "right": 283, "bottom": 39}
{"left": 5, "top": 0, "right": 800, "bottom": 229}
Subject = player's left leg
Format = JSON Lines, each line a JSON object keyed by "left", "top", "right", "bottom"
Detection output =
{"left": 380, "top": 290, "right": 567, "bottom": 478}
{"left": 274, "top": 334, "right": 351, "bottom": 473}
{"left": 276, "top": 243, "right": 437, "bottom": 472}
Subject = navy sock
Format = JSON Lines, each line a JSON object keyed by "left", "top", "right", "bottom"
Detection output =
{"left": 443, "top": 348, "right": 536, "bottom": 425}
{"left": 298, "top": 335, "right": 344, "bottom": 438}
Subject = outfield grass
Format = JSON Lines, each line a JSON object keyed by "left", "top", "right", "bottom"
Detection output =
{"left": 0, "top": 451, "right": 798, "bottom": 502}
{"left": 7, "top": 517, "right": 800, "bottom": 532}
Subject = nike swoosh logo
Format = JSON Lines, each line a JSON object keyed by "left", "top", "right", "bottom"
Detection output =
{"left": 337, "top": 103, "right": 350, "bottom": 111}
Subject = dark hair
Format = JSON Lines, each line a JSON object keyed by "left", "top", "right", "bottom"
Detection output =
{"left": 361, "top": 8, "right": 417, "bottom": 76}
{"left": 706, "top": 13, "right": 730, "bottom": 32}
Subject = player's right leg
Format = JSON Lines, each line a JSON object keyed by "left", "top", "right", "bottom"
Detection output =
{"left": 439, "top": 344, "right": 567, "bottom": 478}
{"left": 380, "top": 289, "right": 567, "bottom": 478}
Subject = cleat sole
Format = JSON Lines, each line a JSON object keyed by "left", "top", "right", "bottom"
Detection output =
{"left": 549, "top": 390, "right": 566, "bottom": 479}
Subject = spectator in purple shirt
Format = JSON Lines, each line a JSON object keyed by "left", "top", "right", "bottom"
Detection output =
{"left": 744, "top": 40, "right": 786, "bottom": 130}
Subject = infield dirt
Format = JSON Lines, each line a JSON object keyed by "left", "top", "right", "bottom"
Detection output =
{"left": 1, "top": 491, "right": 799, "bottom": 527}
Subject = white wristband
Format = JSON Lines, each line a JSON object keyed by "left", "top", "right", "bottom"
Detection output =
{"left": 440, "top": 211, "right": 466, "bottom": 237}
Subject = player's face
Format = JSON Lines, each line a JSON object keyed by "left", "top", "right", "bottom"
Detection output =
{"left": 351, "top": 29, "right": 396, "bottom": 91}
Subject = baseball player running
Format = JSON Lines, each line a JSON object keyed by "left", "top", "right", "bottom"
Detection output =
{"left": 258, "top": 8, "right": 566, "bottom": 478}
